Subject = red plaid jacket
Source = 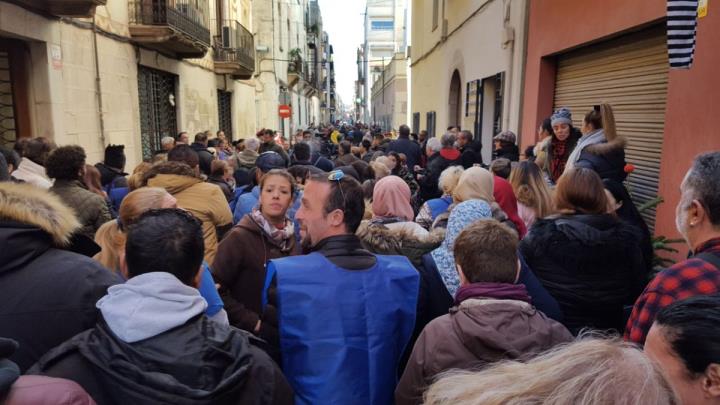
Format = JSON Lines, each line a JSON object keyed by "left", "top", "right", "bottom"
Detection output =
{"left": 625, "top": 237, "right": 720, "bottom": 345}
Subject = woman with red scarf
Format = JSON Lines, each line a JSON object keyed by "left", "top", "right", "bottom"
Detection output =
{"left": 540, "top": 107, "right": 582, "bottom": 186}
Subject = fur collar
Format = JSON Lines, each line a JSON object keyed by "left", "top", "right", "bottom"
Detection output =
{"left": 0, "top": 182, "right": 80, "bottom": 246}
{"left": 357, "top": 221, "right": 445, "bottom": 258}
{"left": 582, "top": 136, "right": 627, "bottom": 156}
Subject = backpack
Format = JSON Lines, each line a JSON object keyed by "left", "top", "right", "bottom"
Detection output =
{"left": 104, "top": 176, "right": 129, "bottom": 217}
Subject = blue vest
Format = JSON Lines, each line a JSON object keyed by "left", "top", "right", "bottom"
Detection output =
{"left": 265, "top": 252, "right": 419, "bottom": 405}
{"left": 426, "top": 195, "right": 453, "bottom": 220}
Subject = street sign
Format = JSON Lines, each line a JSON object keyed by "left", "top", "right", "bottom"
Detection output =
{"left": 279, "top": 104, "right": 292, "bottom": 118}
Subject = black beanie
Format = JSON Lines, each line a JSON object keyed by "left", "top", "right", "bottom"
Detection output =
{"left": 104, "top": 144, "right": 126, "bottom": 170}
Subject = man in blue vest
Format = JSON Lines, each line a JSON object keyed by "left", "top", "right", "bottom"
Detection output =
{"left": 262, "top": 170, "right": 419, "bottom": 405}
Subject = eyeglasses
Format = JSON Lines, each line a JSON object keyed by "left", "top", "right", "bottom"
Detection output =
{"left": 328, "top": 170, "right": 347, "bottom": 211}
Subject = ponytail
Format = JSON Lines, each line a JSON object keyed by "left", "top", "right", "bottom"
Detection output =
{"left": 584, "top": 103, "right": 617, "bottom": 141}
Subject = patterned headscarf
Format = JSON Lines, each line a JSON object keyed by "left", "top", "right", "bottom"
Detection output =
{"left": 430, "top": 199, "right": 493, "bottom": 296}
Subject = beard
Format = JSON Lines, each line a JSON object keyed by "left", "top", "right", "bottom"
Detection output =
{"left": 301, "top": 234, "right": 314, "bottom": 254}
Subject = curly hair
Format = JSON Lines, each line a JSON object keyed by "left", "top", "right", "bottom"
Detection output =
{"left": 45, "top": 145, "right": 86, "bottom": 181}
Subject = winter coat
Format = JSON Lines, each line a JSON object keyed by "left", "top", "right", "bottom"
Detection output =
{"left": 207, "top": 176, "right": 234, "bottom": 203}
{"left": 0, "top": 182, "right": 121, "bottom": 372}
{"left": 459, "top": 145, "right": 483, "bottom": 169}
{"left": 493, "top": 143, "right": 520, "bottom": 161}
{"left": 541, "top": 128, "right": 582, "bottom": 185}
{"left": 212, "top": 215, "right": 299, "bottom": 342}
{"left": 191, "top": 143, "right": 215, "bottom": 176}
{"left": 575, "top": 136, "right": 628, "bottom": 186}
{"left": 147, "top": 174, "right": 233, "bottom": 264}
{"left": 520, "top": 214, "right": 647, "bottom": 334}
{"left": 416, "top": 253, "right": 564, "bottom": 329}
{"left": 234, "top": 150, "right": 259, "bottom": 170}
{"left": 50, "top": 180, "right": 111, "bottom": 240}
{"left": 357, "top": 221, "right": 444, "bottom": 269}
{"left": 29, "top": 273, "right": 293, "bottom": 405}
{"left": 334, "top": 152, "right": 359, "bottom": 167}
{"left": 419, "top": 149, "right": 461, "bottom": 201}
{"left": 11, "top": 157, "right": 52, "bottom": 189}
{"left": 388, "top": 138, "right": 422, "bottom": 170}
{"left": 395, "top": 298, "right": 572, "bottom": 405}
{"left": 3, "top": 375, "right": 97, "bottom": 405}
{"left": 94, "top": 163, "right": 128, "bottom": 188}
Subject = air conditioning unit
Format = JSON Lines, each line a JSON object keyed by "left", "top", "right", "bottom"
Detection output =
{"left": 221, "top": 26, "right": 232, "bottom": 48}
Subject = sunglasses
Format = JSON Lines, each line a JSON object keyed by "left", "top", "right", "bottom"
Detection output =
{"left": 328, "top": 170, "right": 347, "bottom": 211}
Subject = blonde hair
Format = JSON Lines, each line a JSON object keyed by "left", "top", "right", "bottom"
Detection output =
{"left": 369, "top": 161, "right": 390, "bottom": 179}
{"left": 509, "top": 161, "right": 555, "bottom": 219}
{"left": 424, "top": 337, "right": 677, "bottom": 405}
{"left": 452, "top": 166, "right": 494, "bottom": 204}
{"left": 93, "top": 187, "right": 173, "bottom": 273}
{"left": 438, "top": 166, "right": 464, "bottom": 196}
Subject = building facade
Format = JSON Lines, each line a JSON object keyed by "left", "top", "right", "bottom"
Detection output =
{"left": 359, "top": 0, "right": 407, "bottom": 124}
{"left": 519, "top": 0, "right": 720, "bottom": 250}
{"left": 371, "top": 52, "right": 407, "bottom": 131}
{"left": 409, "top": 0, "right": 528, "bottom": 164}
{"left": 0, "top": 0, "right": 256, "bottom": 170}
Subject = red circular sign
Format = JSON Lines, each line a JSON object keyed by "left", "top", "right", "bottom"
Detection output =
{"left": 278, "top": 104, "right": 292, "bottom": 118}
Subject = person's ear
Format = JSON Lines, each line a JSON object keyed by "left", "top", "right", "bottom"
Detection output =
{"left": 329, "top": 209, "right": 344, "bottom": 228}
{"left": 456, "top": 264, "right": 469, "bottom": 286}
{"left": 193, "top": 266, "right": 203, "bottom": 288}
{"left": 702, "top": 363, "right": 720, "bottom": 398}
{"left": 119, "top": 250, "right": 129, "bottom": 280}
{"left": 689, "top": 199, "right": 706, "bottom": 227}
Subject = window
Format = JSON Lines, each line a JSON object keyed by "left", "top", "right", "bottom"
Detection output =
{"left": 426, "top": 111, "right": 436, "bottom": 138}
{"left": 432, "top": 0, "right": 439, "bottom": 31}
{"left": 217, "top": 90, "right": 232, "bottom": 140}
{"left": 137, "top": 66, "right": 177, "bottom": 160}
{"left": 371, "top": 20, "right": 394, "bottom": 31}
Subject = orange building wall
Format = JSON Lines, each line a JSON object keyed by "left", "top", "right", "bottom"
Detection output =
{"left": 521, "top": 0, "right": 720, "bottom": 254}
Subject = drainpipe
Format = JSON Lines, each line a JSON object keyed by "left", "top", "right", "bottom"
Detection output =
{"left": 502, "top": 0, "right": 515, "bottom": 132}
{"left": 92, "top": 15, "right": 107, "bottom": 147}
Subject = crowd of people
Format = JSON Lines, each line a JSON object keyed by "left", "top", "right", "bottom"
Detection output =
{"left": 0, "top": 105, "right": 719, "bottom": 405}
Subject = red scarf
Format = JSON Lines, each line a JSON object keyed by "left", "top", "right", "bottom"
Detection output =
{"left": 550, "top": 139, "right": 569, "bottom": 182}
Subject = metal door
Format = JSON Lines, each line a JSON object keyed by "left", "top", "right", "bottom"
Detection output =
{"left": 137, "top": 66, "right": 178, "bottom": 160}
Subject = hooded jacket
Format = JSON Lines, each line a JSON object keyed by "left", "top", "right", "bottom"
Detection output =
{"left": 191, "top": 143, "right": 215, "bottom": 176}
{"left": 575, "top": 136, "right": 628, "bottom": 184}
{"left": 212, "top": 215, "right": 299, "bottom": 342}
{"left": 147, "top": 174, "right": 233, "bottom": 264}
{"left": 11, "top": 157, "right": 52, "bottom": 189}
{"left": 0, "top": 182, "right": 121, "bottom": 372}
{"left": 520, "top": 214, "right": 647, "bottom": 334}
{"left": 95, "top": 163, "right": 128, "bottom": 188}
{"left": 29, "top": 272, "right": 293, "bottom": 405}
{"left": 395, "top": 297, "right": 572, "bottom": 405}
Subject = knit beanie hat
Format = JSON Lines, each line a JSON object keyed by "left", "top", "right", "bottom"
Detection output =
{"left": 104, "top": 144, "right": 126, "bottom": 170}
{"left": 551, "top": 107, "right": 573, "bottom": 126}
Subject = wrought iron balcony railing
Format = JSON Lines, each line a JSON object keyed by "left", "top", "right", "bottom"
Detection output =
{"left": 213, "top": 19, "right": 255, "bottom": 79}
{"left": 129, "top": 0, "right": 211, "bottom": 58}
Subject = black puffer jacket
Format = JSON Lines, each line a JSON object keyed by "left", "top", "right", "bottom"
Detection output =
{"left": 575, "top": 136, "right": 627, "bottom": 183}
{"left": 0, "top": 182, "right": 121, "bottom": 372}
{"left": 30, "top": 317, "right": 293, "bottom": 405}
{"left": 519, "top": 214, "right": 647, "bottom": 334}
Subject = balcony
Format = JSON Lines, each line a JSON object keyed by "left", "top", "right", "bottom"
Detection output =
{"left": 9, "top": 0, "right": 106, "bottom": 17}
{"left": 128, "top": 0, "right": 211, "bottom": 59}
{"left": 287, "top": 51, "right": 303, "bottom": 88}
{"left": 213, "top": 20, "right": 254, "bottom": 80}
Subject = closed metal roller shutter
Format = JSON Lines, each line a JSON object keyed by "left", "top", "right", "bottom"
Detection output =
{"left": 554, "top": 27, "right": 668, "bottom": 230}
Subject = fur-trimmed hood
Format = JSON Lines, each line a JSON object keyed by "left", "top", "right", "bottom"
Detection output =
{"left": 357, "top": 221, "right": 445, "bottom": 266}
{"left": 0, "top": 182, "right": 80, "bottom": 246}
{"left": 582, "top": 135, "right": 627, "bottom": 157}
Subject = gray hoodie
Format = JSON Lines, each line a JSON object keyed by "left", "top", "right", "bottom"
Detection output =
{"left": 97, "top": 272, "right": 208, "bottom": 343}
